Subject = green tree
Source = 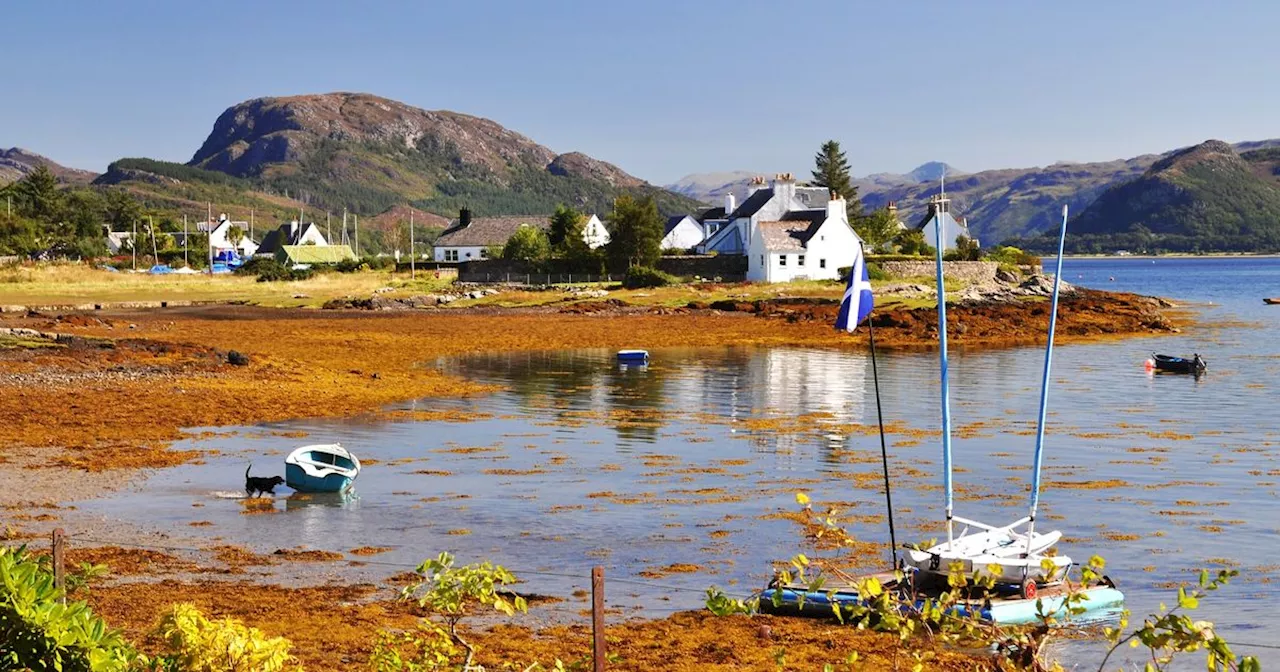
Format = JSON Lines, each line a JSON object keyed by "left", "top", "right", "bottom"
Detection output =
{"left": 226, "top": 225, "right": 246, "bottom": 251}
{"left": 11, "top": 166, "right": 64, "bottom": 221}
{"left": 547, "top": 204, "right": 584, "bottom": 250}
{"left": 946, "top": 234, "right": 981, "bottom": 261}
{"left": 853, "top": 208, "right": 900, "bottom": 252}
{"left": 103, "top": 189, "right": 144, "bottom": 233}
{"left": 811, "top": 140, "right": 858, "bottom": 210}
{"left": 502, "top": 224, "right": 550, "bottom": 263}
{"left": 894, "top": 228, "right": 934, "bottom": 257}
{"left": 605, "top": 195, "right": 663, "bottom": 267}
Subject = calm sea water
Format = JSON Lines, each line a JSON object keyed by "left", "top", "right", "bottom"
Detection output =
{"left": 79, "top": 257, "right": 1280, "bottom": 666}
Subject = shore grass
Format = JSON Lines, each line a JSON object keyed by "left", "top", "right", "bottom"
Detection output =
{"left": 0, "top": 264, "right": 400, "bottom": 307}
{"left": 1, "top": 264, "right": 976, "bottom": 312}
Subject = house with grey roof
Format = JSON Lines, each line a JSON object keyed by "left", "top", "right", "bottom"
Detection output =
{"left": 660, "top": 215, "right": 704, "bottom": 251}
{"left": 256, "top": 220, "right": 327, "bottom": 257}
{"left": 698, "top": 173, "right": 833, "bottom": 255}
{"left": 914, "top": 194, "right": 974, "bottom": 251}
{"left": 432, "top": 209, "right": 608, "bottom": 262}
{"left": 746, "top": 194, "right": 861, "bottom": 282}
{"left": 432, "top": 211, "right": 545, "bottom": 262}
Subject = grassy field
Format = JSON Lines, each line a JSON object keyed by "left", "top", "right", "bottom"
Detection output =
{"left": 0, "top": 264, "right": 968, "bottom": 311}
{"left": 0, "top": 264, "right": 406, "bottom": 308}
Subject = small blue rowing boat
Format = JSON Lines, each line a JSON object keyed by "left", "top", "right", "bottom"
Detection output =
{"left": 285, "top": 444, "right": 361, "bottom": 493}
{"left": 616, "top": 349, "right": 649, "bottom": 366}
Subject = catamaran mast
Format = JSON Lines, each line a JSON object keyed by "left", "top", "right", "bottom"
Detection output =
{"left": 1025, "top": 205, "right": 1070, "bottom": 553}
{"left": 932, "top": 186, "right": 955, "bottom": 544}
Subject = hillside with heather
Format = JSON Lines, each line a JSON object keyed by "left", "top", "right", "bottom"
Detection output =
{"left": 183, "top": 92, "right": 701, "bottom": 218}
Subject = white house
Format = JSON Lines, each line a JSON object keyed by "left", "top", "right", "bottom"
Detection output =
{"left": 433, "top": 210, "right": 607, "bottom": 261}
{"left": 433, "top": 212, "right": 544, "bottom": 262}
{"left": 105, "top": 230, "right": 133, "bottom": 254}
{"left": 699, "top": 173, "right": 831, "bottom": 255}
{"left": 660, "top": 215, "right": 704, "bottom": 251}
{"left": 255, "top": 220, "right": 328, "bottom": 257}
{"left": 173, "top": 214, "right": 259, "bottom": 257}
{"left": 914, "top": 194, "right": 974, "bottom": 251}
{"left": 581, "top": 214, "right": 609, "bottom": 249}
{"left": 746, "top": 195, "right": 861, "bottom": 283}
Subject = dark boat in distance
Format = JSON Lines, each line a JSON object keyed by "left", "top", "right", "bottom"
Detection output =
{"left": 1149, "top": 353, "right": 1206, "bottom": 375}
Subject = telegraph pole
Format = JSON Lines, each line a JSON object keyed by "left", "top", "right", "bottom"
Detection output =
{"left": 410, "top": 211, "right": 416, "bottom": 280}
{"left": 183, "top": 214, "right": 188, "bottom": 267}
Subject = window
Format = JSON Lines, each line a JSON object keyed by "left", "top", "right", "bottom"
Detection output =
{"left": 779, "top": 255, "right": 787, "bottom": 267}
{"left": 798, "top": 255, "right": 805, "bottom": 266}
{"left": 444, "top": 249, "right": 459, "bottom": 262}
{"left": 480, "top": 248, "right": 489, "bottom": 259}
{"left": 819, "top": 258, "right": 827, "bottom": 269}
{"left": 760, "top": 255, "right": 764, "bottom": 265}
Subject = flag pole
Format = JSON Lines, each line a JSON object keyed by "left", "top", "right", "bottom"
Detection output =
{"left": 864, "top": 259, "right": 898, "bottom": 569}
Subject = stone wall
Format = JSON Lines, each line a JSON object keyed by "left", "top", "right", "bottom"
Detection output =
{"left": 878, "top": 260, "right": 998, "bottom": 284}
{"left": 457, "top": 255, "right": 747, "bottom": 283}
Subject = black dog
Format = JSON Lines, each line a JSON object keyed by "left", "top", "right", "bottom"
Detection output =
{"left": 245, "top": 464, "right": 285, "bottom": 498}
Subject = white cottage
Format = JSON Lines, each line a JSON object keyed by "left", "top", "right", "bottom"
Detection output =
{"left": 433, "top": 212, "right": 544, "bottom": 262}
{"left": 698, "top": 173, "right": 831, "bottom": 255}
{"left": 255, "top": 220, "right": 327, "bottom": 257}
{"left": 914, "top": 194, "right": 974, "bottom": 251}
{"left": 581, "top": 214, "right": 609, "bottom": 249}
{"left": 173, "top": 214, "right": 260, "bottom": 257}
{"left": 660, "top": 215, "right": 704, "bottom": 251}
{"left": 746, "top": 195, "right": 861, "bottom": 283}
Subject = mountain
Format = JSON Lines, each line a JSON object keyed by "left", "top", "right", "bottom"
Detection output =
{"left": 1042, "top": 140, "right": 1280, "bottom": 253}
{"left": 668, "top": 162, "right": 964, "bottom": 206}
{"left": 676, "top": 143, "right": 1280, "bottom": 245}
{"left": 185, "top": 92, "right": 700, "bottom": 218}
{"left": 666, "top": 171, "right": 761, "bottom": 203}
{"left": 0, "top": 148, "right": 98, "bottom": 186}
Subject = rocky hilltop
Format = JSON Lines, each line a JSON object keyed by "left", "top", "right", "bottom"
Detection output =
{"left": 0, "top": 148, "right": 98, "bottom": 186}
{"left": 186, "top": 92, "right": 697, "bottom": 217}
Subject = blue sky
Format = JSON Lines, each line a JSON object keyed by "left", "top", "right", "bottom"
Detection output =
{"left": 3, "top": 1, "right": 1277, "bottom": 184}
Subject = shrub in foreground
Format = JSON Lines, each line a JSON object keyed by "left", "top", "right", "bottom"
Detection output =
{"left": 622, "top": 266, "right": 677, "bottom": 289}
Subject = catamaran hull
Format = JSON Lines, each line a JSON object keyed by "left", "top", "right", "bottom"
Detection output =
{"left": 760, "top": 583, "right": 1124, "bottom": 626}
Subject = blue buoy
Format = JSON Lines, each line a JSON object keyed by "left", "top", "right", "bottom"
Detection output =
{"left": 616, "top": 349, "right": 649, "bottom": 366}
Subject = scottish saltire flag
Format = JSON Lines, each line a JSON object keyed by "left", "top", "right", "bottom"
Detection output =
{"left": 835, "top": 246, "right": 874, "bottom": 332}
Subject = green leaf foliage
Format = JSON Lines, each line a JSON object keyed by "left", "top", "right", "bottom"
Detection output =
{"left": 0, "top": 546, "right": 141, "bottom": 672}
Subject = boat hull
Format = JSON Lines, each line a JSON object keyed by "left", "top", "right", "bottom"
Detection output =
{"left": 285, "top": 464, "right": 354, "bottom": 493}
{"left": 760, "top": 580, "right": 1124, "bottom": 626}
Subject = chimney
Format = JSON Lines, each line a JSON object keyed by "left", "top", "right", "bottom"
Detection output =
{"left": 724, "top": 193, "right": 736, "bottom": 216}
{"left": 772, "top": 172, "right": 797, "bottom": 207}
{"left": 746, "top": 175, "right": 767, "bottom": 197}
{"left": 289, "top": 220, "right": 299, "bottom": 243}
{"left": 826, "top": 194, "right": 848, "bottom": 222}
{"left": 887, "top": 201, "right": 897, "bottom": 214}
{"left": 459, "top": 207, "right": 473, "bottom": 227}
{"left": 219, "top": 213, "right": 228, "bottom": 224}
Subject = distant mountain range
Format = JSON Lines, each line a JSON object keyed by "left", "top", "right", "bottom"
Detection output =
{"left": 0, "top": 148, "right": 97, "bottom": 186}
{"left": 9, "top": 94, "right": 1280, "bottom": 253}
{"left": 670, "top": 143, "right": 1280, "bottom": 247}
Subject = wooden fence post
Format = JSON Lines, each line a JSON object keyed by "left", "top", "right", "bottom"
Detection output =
{"left": 592, "top": 566, "right": 605, "bottom": 671}
{"left": 51, "top": 528, "right": 66, "bottom": 604}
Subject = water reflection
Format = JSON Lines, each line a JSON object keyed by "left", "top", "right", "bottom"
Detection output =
{"left": 444, "top": 348, "right": 869, "bottom": 449}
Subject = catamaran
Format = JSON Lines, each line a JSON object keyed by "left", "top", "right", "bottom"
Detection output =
{"left": 761, "top": 198, "right": 1125, "bottom": 624}
{"left": 903, "top": 202, "right": 1072, "bottom": 598}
